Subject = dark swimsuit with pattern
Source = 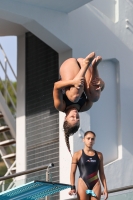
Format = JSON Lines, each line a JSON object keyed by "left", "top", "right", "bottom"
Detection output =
{"left": 77, "top": 150, "right": 100, "bottom": 190}
{"left": 63, "top": 92, "right": 86, "bottom": 111}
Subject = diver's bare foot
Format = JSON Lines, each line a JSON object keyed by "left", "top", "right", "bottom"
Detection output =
{"left": 76, "top": 52, "right": 95, "bottom": 72}
{"left": 82, "top": 52, "right": 95, "bottom": 69}
{"left": 92, "top": 56, "right": 102, "bottom": 69}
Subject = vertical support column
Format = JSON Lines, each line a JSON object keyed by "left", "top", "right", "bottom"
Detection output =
{"left": 59, "top": 49, "right": 78, "bottom": 200}
{"left": 45, "top": 167, "right": 50, "bottom": 200}
{"left": 16, "top": 34, "right": 26, "bottom": 183}
{"left": 115, "top": 0, "right": 119, "bottom": 23}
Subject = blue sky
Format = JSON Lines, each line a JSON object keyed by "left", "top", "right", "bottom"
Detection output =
{"left": 0, "top": 36, "right": 17, "bottom": 81}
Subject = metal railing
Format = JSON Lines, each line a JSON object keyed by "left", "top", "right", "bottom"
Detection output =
{"left": 0, "top": 163, "right": 54, "bottom": 182}
{"left": 0, "top": 44, "right": 17, "bottom": 191}
{"left": 107, "top": 185, "right": 133, "bottom": 194}
{"left": 0, "top": 163, "right": 54, "bottom": 200}
{"left": 101, "top": 185, "right": 133, "bottom": 200}
{"left": 0, "top": 44, "right": 17, "bottom": 115}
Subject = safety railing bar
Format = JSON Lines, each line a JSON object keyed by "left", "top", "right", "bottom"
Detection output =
{"left": 0, "top": 160, "right": 16, "bottom": 182}
{"left": 0, "top": 78, "right": 16, "bottom": 112}
{"left": 6, "top": 61, "right": 17, "bottom": 80}
{"left": 0, "top": 78, "right": 16, "bottom": 111}
{"left": 0, "top": 76, "right": 16, "bottom": 98}
{"left": 3, "top": 132, "right": 15, "bottom": 153}
{"left": 4, "top": 78, "right": 17, "bottom": 101}
{"left": 0, "top": 61, "right": 17, "bottom": 96}
{"left": 7, "top": 181, "right": 16, "bottom": 190}
{"left": 0, "top": 163, "right": 54, "bottom": 181}
{"left": 102, "top": 185, "right": 133, "bottom": 195}
{"left": 108, "top": 185, "right": 133, "bottom": 194}
{"left": 0, "top": 44, "right": 17, "bottom": 80}
{"left": 0, "top": 160, "right": 16, "bottom": 185}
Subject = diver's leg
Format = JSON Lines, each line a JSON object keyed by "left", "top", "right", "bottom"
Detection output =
{"left": 60, "top": 52, "right": 95, "bottom": 81}
{"left": 77, "top": 178, "right": 90, "bottom": 200}
{"left": 91, "top": 180, "right": 101, "bottom": 200}
{"left": 60, "top": 52, "right": 95, "bottom": 100}
{"left": 78, "top": 56, "right": 104, "bottom": 102}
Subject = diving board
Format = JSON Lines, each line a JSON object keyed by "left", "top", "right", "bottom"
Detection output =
{"left": 0, "top": 180, "right": 71, "bottom": 200}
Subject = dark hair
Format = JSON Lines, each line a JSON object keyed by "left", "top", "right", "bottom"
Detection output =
{"left": 63, "top": 120, "right": 79, "bottom": 155}
{"left": 84, "top": 131, "right": 96, "bottom": 137}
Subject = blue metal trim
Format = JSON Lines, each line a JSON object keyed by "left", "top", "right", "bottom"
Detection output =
{"left": 0, "top": 181, "right": 71, "bottom": 200}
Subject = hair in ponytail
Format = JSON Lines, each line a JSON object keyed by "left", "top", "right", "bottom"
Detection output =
{"left": 64, "top": 133, "right": 72, "bottom": 156}
{"left": 63, "top": 120, "right": 79, "bottom": 156}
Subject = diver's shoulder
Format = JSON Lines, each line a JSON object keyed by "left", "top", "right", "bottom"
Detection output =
{"left": 73, "top": 149, "right": 82, "bottom": 158}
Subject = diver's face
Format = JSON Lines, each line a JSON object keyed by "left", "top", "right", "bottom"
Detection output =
{"left": 83, "top": 133, "right": 95, "bottom": 148}
{"left": 65, "top": 109, "right": 80, "bottom": 126}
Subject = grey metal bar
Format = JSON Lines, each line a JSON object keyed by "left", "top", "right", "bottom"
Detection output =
{"left": 0, "top": 44, "right": 17, "bottom": 80}
{"left": 108, "top": 185, "right": 133, "bottom": 194}
{"left": 45, "top": 167, "right": 50, "bottom": 200}
{"left": 0, "top": 163, "right": 54, "bottom": 181}
{"left": 0, "top": 77, "right": 16, "bottom": 111}
{"left": 0, "top": 61, "right": 17, "bottom": 96}
{"left": 101, "top": 185, "right": 133, "bottom": 195}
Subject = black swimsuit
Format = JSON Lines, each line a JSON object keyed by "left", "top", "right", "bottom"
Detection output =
{"left": 63, "top": 92, "right": 86, "bottom": 111}
{"left": 62, "top": 59, "right": 88, "bottom": 111}
{"left": 77, "top": 150, "right": 100, "bottom": 190}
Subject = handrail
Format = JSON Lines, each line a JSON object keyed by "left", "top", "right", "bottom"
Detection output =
{"left": 101, "top": 185, "right": 133, "bottom": 196}
{"left": 0, "top": 44, "right": 17, "bottom": 114}
{"left": 0, "top": 44, "right": 17, "bottom": 80}
{"left": 108, "top": 185, "right": 133, "bottom": 194}
{"left": 0, "top": 163, "right": 54, "bottom": 181}
{"left": 0, "top": 78, "right": 16, "bottom": 111}
{"left": 0, "top": 61, "right": 17, "bottom": 96}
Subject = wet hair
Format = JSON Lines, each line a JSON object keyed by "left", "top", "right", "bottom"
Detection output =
{"left": 84, "top": 130, "right": 96, "bottom": 137}
{"left": 63, "top": 120, "right": 79, "bottom": 156}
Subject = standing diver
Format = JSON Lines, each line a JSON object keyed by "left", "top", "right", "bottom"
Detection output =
{"left": 69, "top": 131, "right": 108, "bottom": 200}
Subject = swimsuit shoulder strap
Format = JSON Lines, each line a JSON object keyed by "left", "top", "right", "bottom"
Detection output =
{"left": 94, "top": 150, "right": 100, "bottom": 161}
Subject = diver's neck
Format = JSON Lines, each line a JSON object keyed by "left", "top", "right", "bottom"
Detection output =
{"left": 84, "top": 146, "right": 93, "bottom": 152}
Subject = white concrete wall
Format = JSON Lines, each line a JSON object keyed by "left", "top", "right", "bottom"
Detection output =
{"left": 90, "top": 59, "right": 121, "bottom": 164}
{"left": 16, "top": 34, "right": 26, "bottom": 183}
{"left": 0, "top": 0, "right": 133, "bottom": 199}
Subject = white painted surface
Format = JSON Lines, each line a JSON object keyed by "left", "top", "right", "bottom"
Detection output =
{"left": 16, "top": 35, "right": 26, "bottom": 181}
{"left": 0, "top": 0, "right": 92, "bottom": 14}
{"left": 90, "top": 60, "right": 120, "bottom": 164}
{"left": 90, "top": 0, "right": 118, "bottom": 22}
{"left": 59, "top": 111, "right": 72, "bottom": 199}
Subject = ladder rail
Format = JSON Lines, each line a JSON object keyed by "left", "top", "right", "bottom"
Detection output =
{"left": 0, "top": 44, "right": 17, "bottom": 80}
{"left": 0, "top": 43, "right": 17, "bottom": 192}
{"left": 0, "top": 61, "right": 17, "bottom": 96}
{"left": 0, "top": 78, "right": 16, "bottom": 113}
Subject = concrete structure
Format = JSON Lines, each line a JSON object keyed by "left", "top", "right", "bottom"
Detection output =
{"left": 0, "top": 0, "right": 133, "bottom": 199}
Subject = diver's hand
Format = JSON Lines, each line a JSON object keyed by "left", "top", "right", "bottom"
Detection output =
{"left": 73, "top": 77, "right": 84, "bottom": 90}
{"left": 103, "top": 189, "right": 108, "bottom": 200}
{"left": 69, "top": 189, "right": 77, "bottom": 196}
